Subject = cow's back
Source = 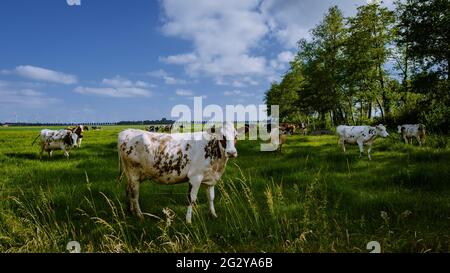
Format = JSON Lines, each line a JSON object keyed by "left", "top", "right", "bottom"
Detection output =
{"left": 118, "top": 129, "right": 196, "bottom": 184}
{"left": 336, "top": 125, "right": 351, "bottom": 137}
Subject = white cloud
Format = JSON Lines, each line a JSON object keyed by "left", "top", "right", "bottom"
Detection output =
{"left": 160, "top": 0, "right": 269, "bottom": 77}
{"left": 66, "top": 0, "right": 81, "bottom": 6}
{"left": 175, "top": 89, "right": 194, "bottom": 96}
{"left": 161, "top": 53, "right": 198, "bottom": 65}
{"left": 270, "top": 50, "right": 296, "bottom": 70}
{"left": 74, "top": 87, "right": 151, "bottom": 98}
{"left": 277, "top": 51, "right": 295, "bottom": 63}
{"left": 102, "top": 76, "right": 151, "bottom": 88}
{"left": 215, "top": 76, "right": 259, "bottom": 87}
{"left": 74, "top": 76, "right": 153, "bottom": 98}
{"left": 147, "top": 69, "right": 187, "bottom": 85}
{"left": 223, "top": 90, "right": 253, "bottom": 97}
{"left": 0, "top": 81, "right": 60, "bottom": 108}
{"left": 12, "top": 65, "right": 78, "bottom": 84}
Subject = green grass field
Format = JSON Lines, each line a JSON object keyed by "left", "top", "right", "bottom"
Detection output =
{"left": 0, "top": 126, "right": 449, "bottom": 252}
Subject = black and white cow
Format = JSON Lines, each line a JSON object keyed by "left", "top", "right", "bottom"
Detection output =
{"left": 397, "top": 124, "right": 426, "bottom": 146}
{"left": 336, "top": 124, "right": 389, "bottom": 160}
{"left": 118, "top": 122, "right": 239, "bottom": 224}
{"left": 34, "top": 129, "right": 78, "bottom": 158}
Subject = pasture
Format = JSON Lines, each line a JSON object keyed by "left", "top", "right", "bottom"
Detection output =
{"left": 0, "top": 126, "right": 449, "bottom": 252}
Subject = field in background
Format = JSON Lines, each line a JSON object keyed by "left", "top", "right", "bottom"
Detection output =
{"left": 0, "top": 126, "right": 449, "bottom": 252}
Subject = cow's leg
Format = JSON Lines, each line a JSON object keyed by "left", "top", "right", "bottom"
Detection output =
{"left": 62, "top": 148, "right": 70, "bottom": 158}
{"left": 206, "top": 185, "right": 217, "bottom": 218}
{"left": 403, "top": 135, "right": 408, "bottom": 144}
{"left": 367, "top": 145, "right": 372, "bottom": 160}
{"left": 78, "top": 138, "right": 82, "bottom": 147}
{"left": 186, "top": 175, "right": 203, "bottom": 224}
{"left": 357, "top": 140, "right": 364, "bottom": 158}
{"left": 339, "top": 138, "right": 346, "bottom": 152}
{"left": 127, "top": 178, "right": 143, "bottom": 219}
{"left": 416, "top": 136, "right": 422, "bottom": 146}
{"left": 49, "top": 150, "right": 53, "bottom": 157}
{"left": 40, "top": 145, "right": 44, "bottom": 159}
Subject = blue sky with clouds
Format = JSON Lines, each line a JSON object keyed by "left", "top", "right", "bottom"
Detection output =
{"left": 0, "top": 0, "right": 393, "bottom": 123}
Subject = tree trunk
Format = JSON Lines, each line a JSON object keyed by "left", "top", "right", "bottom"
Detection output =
{"left": 367, "top": 101, "right": 372, "bottom": 120}
{"left": 376, "top": 98, "right": 385, "bottom": 120}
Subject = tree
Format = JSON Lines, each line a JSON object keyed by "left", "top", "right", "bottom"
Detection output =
{"left": 296, "top": 6, "right": 347, "bottom": 126}
{"left": 397, "top": 0, "right": 450, "bottom": 132}
{"left": 345, "top": 3, "right": 396, "bottom": 120}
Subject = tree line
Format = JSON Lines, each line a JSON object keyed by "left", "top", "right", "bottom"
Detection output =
{"left": 265, "top": 0, "right": 449, "bottom": 133}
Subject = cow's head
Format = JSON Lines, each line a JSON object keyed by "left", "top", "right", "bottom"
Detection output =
{"left": 397, "top": 125, "right": 402, "bottom": 133}
{"left": 73, "top": 125, "right": 87, "bottom": 138}
{"left": 376, "top": 124, "right": 389, "bottom": 137}
{"left": 209, "top": 122, "right": 238, "bottom": 158}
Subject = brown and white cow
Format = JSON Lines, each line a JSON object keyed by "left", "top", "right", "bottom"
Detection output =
{"left": 118, "top": 122, "right": 238, "bottom": 224}
{"left": 269, "top": 127, "right": 287, "bottom": 152}
{"left": 67, "top": 125, "right": 89, "bottom": 147}
{"left": 33, "top": 129, "right": 78, "bottom": 158}
{"left": 280, "top": 123, "right": 296, "bottom": 135}
{"left": 397, "top": 124, "right": 426, "bottom": 146}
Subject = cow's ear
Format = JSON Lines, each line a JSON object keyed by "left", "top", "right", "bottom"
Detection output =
{"left": 206, "top": 125, "right": 216, "bottom": 135}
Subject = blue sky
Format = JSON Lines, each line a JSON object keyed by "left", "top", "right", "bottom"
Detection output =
{"left": 0, "top": 0, "right": 394, "bottom": 123}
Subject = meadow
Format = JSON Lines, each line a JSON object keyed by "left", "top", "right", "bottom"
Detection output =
{"left": 0, "top": 126, "right": 449, "bottom": 253}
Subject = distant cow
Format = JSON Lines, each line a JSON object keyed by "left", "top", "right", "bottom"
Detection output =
{"left": 162, "top": 124, "right": 173, "bottom": 133}
{"left": 91, "top": 126, "right": 102, "bottom": 130}
{"left": 280, "top": 123, "right": 296, "bottom": 135}
{"left": 33, "top": 129, "right": 78, "bottom": 158}
{"left": 336, "top": 124, "right": 389, "bottom": 160}
{"left": 300, "top": 122, "right": 307, "bottom": 136}
{"left": 270, "top": 127, "right": 287, "bottom": 152}
{"left": 66, "top": 125, "right": 88, "bottom": 147}
{"left": 398, "top": 124, "right": 426, "bottom": 146}
{"left": 118, "top": 122, "right": 239, "bottom": 224}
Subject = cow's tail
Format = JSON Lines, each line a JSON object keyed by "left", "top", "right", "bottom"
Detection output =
{"left": 31, "top": 134, "right": 40, "bottom": 146}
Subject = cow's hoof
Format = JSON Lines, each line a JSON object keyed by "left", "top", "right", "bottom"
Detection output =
{"left": 210, "top": 212, "right": 218, "bottom": 218}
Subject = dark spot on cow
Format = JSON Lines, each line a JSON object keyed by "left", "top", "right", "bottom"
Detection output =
{"left": 369, "top": 129, "right": 375, "bottom": 135}
{"left": 63, "top": 132, "right": 73, "bottom": 146}
{"left": 154, "top": 147, "right": 189, "bottom": 177}
{"left": 120, "top": 142, "right": 127, "bottom": 152}
{"left": 130, "top": 161, "right": 141, "bottom": 169}
{"left": 126, "top": 146, "right": 134, "bottom": 155}
{"left": 205, "top": 138, "right": 222, "bottom": 160}
{"left": 185, "top": 143, "right": 191, "bottom": 151}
